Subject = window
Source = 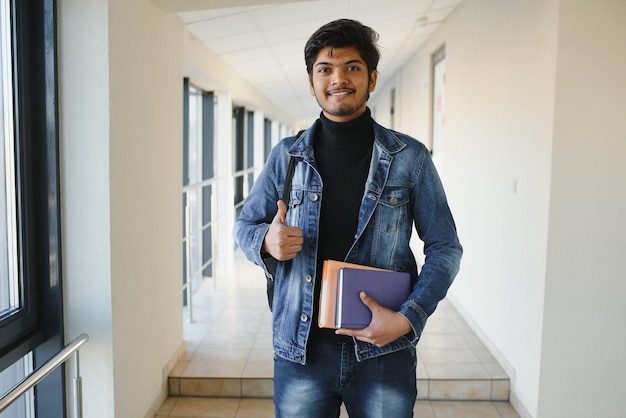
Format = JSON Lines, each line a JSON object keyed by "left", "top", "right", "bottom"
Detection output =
{"left": 182, "top": 80, "right": 216, "bottom": 312}
{"left": 0, "top": 0, "right": 64, "bottom": 416}
{"left": 431, "top": 45, "right": 446, "bottom": 160}
{"left": 232, "top": 106, "right": 255, "bottom": 220}
{"left": 0, "top": 0, "right": 18, "bottom": 323}
{"left": 263, "top": 118, "right": 272, "bottom": 161}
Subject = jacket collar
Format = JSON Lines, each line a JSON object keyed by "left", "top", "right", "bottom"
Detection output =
{"left": 289, "top": 117, "right": 406, "bottom": 160}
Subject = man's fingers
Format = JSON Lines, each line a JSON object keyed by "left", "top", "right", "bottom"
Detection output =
{"left": 273, "top": 200, "right": 288, "bottom": 224}
{"left": 359, "top": 291, "right": 379, "bottom": 312}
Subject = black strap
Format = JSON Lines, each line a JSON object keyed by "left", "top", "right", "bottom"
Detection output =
{"left": 280, "top": 130, "right": 305, "bottom": 205}
{"left": 281, "top": 157, "right": 298, "bottom": 204}
{"left": 265, "top": 130, "right": 305, "bottom": 311}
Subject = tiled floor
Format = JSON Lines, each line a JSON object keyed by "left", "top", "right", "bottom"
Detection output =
{"left": 157, "top": 250, "right": 519, "bottom": 417}
{"left": 156, "top": 397, "right": 520, "bottom": 418}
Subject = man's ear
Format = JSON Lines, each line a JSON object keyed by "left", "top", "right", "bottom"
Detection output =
{"left": 369, "top": 70, "right": 378, "bottom": 93}
{"left": 308, "top": 74, "right": 315, "bottom": 96}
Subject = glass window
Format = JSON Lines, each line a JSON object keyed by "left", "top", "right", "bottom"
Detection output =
{"left": 182, "top": 82, "right": 217, "bottom": 314}
{"left": 0, "top": 0, "right": 18, "bottom": 322}
{"left": 0, "top": 0, "right": 63, "bottom": 414}
{"left": 0, "top": 355, "right": 33, "bottom": 417}
{"left": 0, "top": 2, "right": 35, "bottom": 415}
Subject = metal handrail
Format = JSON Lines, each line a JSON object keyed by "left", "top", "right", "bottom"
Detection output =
{"left": 0, "top": 333, "right": 89, "bottom": 416}
{"left": 182, "top": 176, "right": 220, "bottom": 322}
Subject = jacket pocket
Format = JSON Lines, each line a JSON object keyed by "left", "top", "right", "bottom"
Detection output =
{"left": 374, "top": 186, "right": 409, "bottom": 234}
{"left": 285, "top": 189, "right": 304, "bottom": 226}
{"left": 287, "top": 189, "right": 303, "bottom": 208}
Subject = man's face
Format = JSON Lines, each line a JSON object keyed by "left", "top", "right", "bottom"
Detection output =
{"left": 308, "top": 46, "right": 377, "bottom": 122}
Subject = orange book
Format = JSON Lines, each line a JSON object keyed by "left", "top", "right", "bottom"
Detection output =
{"left": 318, "top": 260, "right": 387, "bottom": 329}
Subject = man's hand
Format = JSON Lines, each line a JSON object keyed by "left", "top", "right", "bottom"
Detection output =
{"left": 335, "top": 292, "right": 412, "bottom": 347}
{"left": 262, "top": 200, "right": 303, "bottom": 261}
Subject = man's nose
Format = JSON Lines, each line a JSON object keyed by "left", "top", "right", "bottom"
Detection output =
{"left": 331, "top": 69, "right": 348, "bottom": 85}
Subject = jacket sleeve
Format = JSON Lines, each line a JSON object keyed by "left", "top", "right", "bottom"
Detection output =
{"left": 399, "top": 147, "right": 463, "bottom": 343}
{"left": 233, "top": 146, "right": 284, "bottom": 277}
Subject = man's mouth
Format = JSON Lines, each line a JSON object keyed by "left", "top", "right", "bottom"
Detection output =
{"left": 328, "top": 89, "right": 354, "bottom": 96}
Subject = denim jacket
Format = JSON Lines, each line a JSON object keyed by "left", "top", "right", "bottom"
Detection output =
{"left": 234, "top": 118, "right": 462, "bottom": 364}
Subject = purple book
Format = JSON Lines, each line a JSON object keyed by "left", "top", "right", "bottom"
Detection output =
{"left": 335, "top": 267, "right": 411, "bottom": 329}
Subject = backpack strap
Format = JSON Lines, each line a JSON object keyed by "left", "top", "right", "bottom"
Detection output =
{"left": 281, "top": 156, "right": 298, "bottom": 204}
{"left": 266, "top": 129, "right": 305, "bottom": 311}
{"left": 280, "top": 129, "right": 305, "bottom": 205}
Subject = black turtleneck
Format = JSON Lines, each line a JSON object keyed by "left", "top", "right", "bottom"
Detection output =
{"left": 312, "top": 108, "right": 375, "bottom": 341}
{"left": 315, "top": 109, "right": 374, "bottom": 262}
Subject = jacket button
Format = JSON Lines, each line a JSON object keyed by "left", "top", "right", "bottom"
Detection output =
{"left": 389, "top": 196, "right": 398, "bottom": 205}
{"left": 310, "top": 194, "right": 319, "bottom": 201}
{"left": 305, "top": 275, "right": 312, "bottom": 283}
{"left": 300, "top": 314, "right": 309, "bottom": 322}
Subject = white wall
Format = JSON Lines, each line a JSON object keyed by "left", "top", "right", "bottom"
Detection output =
{"left": 59, "top": 0, "right": 185, "bottom": 416}
{"left": 108, "top": 0, "right": 184, "bottom": 416}
{"left": 371, "top": 1, "right": 558, "bottom": 415}
{"left": 539, "top": 1, "right": 626, "bottom": 417}
{"left": 441, "top": 3, "right": 558, "bottom": 415}
{"left": 370, "top": 1, "right": 626, "bottom": 417}
{"left": 58, "top": 0, "right": 115, "bottom": 416}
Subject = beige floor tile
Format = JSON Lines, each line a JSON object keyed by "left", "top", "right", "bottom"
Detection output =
{"left": 234, "top": 398, "right": 274, "bottom": 418}
{"left": 156, "top": 397, "right": 176, "bottom": 416}
{"left": 423, "top": 318, "right": 459, "bottom": 334}
{"left": 425, "top": 362, "right": 490, "bottom": 379}
{"left": 242, "top": 360, "right": 273, "bottom": 378}
{"left": 179, "top": 378, "right": 241, "bottom": 397}
{"left": 494, "top": 401, "right": 521, "bottom": 418}
{"left": 492, "top": 379, "right": 510, "bottom": 401}
{"left": 207, "top": 321, "right": 265, "bottom": 335}
{"left": 183, "top": 358, "right": 247, "bottom": 378}
{"left": 247, "top": 347, "right": 273, "bottom": 363}
{"left": 419, "top": 334, "right": 470, "bottom": 350}
{"left": 483, "top": 361, "right": 509, "bottom": 379}
{"left": 418, "top": 348, "right": 480, "bottom": 364}
{"left": 241, "top": 378, "right": 273, "bottom": 398}
{"left": 429, "top": 379, "right": 491, "bottom": 401}
{"left": 169, "top": 377, "right": 180, "bottom": 396}
{"left": 417, "top": 364, "right": 429, "bottom": 379}
{"left": 199, "top": 332, "right": 256, "bottom": 349}
{"left": 191, "top": 347, "right": 252, "bottom": 363}
{"left": 413, "top": 400, "right": 436, "bottom": 417}
{"left": 171, "top": 360, "right": 189, "bottom": 377}
{"left": 430, "top": 400, "right": 502, "bottom": 418}
{"left": 169, "top": 397, "right": 240, "bottom": 417}
{"left": 417, "top": 379, "right": 430, "bottom": 400}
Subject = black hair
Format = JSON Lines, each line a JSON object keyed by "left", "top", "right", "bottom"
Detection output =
{"left": 304, "top": 19, "right": 380, "bottom": 76}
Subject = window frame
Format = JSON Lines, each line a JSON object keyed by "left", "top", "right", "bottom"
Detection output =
{"left": 0, "top": 0, "right": 64, "bottom": 415}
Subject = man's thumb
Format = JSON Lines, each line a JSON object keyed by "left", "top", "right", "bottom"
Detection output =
{"left": 273, "top": 200, "right": 288, "bottom": 224}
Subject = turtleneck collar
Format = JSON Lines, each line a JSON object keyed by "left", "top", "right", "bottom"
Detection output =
{"left": 318, "top": 107, "right": 373, "bottom": 146}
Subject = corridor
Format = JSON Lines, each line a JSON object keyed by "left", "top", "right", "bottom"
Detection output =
{"left": 156, "top": 250, "right": 519, "bottom": 417}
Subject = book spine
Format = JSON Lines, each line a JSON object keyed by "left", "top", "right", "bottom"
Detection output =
{"left": 335, "top": 269, "right": 344, "bottom": 328}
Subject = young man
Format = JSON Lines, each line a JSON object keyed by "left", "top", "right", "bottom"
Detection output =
{"left": 234, "top": 19, "right": 462, "bottom": 417}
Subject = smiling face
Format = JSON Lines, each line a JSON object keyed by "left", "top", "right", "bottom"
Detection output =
{"left": 308, "top": 46, "right": 378, "bottom": 122}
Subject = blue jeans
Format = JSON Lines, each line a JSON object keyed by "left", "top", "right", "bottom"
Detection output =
{"left": 274, "top": 338, "right": 417, "bottom": 418}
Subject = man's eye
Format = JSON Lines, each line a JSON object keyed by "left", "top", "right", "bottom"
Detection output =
{"left": 317, "top": 67, "right": 330, "bottom": 73}
{"left": 347, "top": 66, "right": 360, "bottom": 71}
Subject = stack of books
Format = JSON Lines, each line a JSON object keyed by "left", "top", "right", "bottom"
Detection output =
{"left": 318, "top": 260, "right": 411, "bottom": 329}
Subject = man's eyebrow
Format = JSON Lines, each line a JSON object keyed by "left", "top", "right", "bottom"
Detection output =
{"left": 314, "top": 59, "right": 364, "bottom": 67}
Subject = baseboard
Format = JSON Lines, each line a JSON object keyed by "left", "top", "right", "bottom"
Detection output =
{"left": 143, "top": 341, "right": 187, "bottom": 418}
{"left": 510, "top": 391, "right": 533, "bottom": 418}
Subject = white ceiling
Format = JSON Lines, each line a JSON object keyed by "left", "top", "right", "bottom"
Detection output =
{"left": 152, "top": 0, "right": 464, "bottom": 123}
